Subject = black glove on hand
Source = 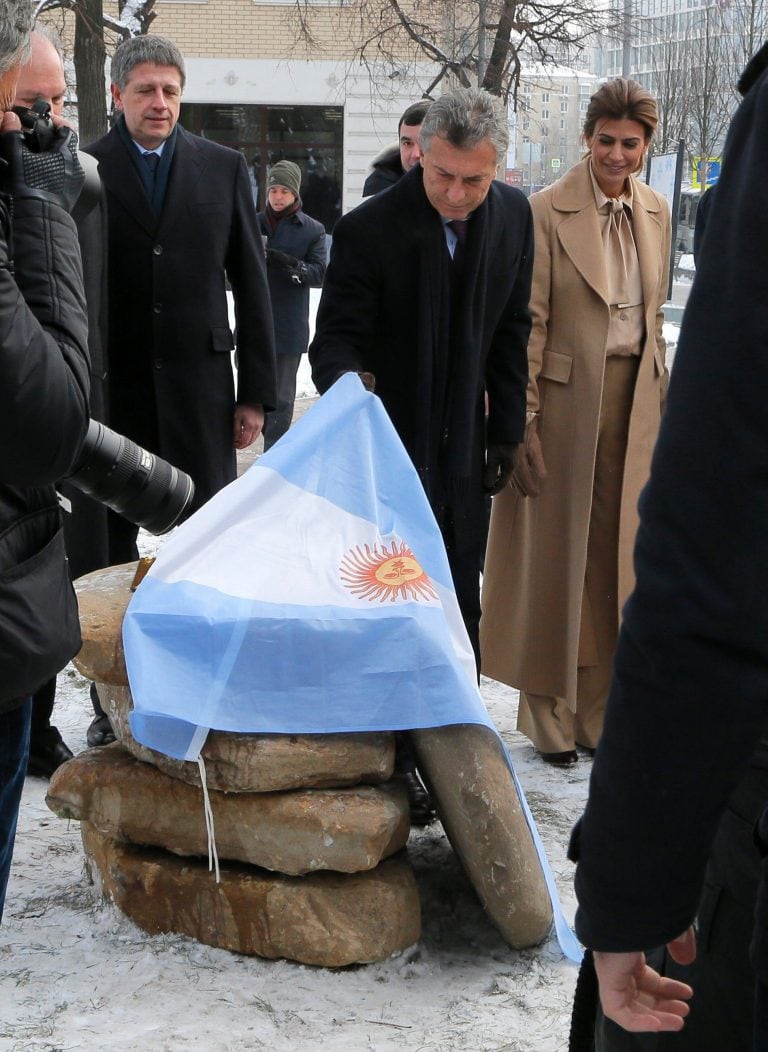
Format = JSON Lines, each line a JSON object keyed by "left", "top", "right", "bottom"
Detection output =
{"left": 483, "top": 443, "right": 519, "bottom": 495}
{"left": 266, "top": 247, "right": 300, "bottom": 271}
{"left": 0, "top": 126, "right": 85, "bottom": 213}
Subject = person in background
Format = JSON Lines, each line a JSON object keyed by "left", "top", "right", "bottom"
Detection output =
{"left": 83, "top": 35, "right": 276, "bottom": 746}
{"left": 362, "top": 99, "right": 431, "bottom": 197}
{"left": 481, "top": 78, "right": 670, "bottom": 767}
{"left": 0, "top": 0, "right": 90, "bottom": 918}
{"left": 257, "top": 160, "right": 326, "bottom": 450}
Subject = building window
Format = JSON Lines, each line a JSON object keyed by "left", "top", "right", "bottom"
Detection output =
{"left": 561, "top": 99, "right": 568, "bottom": 112}
{"left": 180, "top": 102, "right": 343, "bottom": 232}
{"left": 542, "top": 91, "right": 550, "bottom": 103}
{"left": 542, "top": 108, "right": 549, "bottom": 120}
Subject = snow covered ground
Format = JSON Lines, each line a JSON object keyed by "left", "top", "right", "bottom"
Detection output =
{"left": 5, "top": 666, "right": 590, "bottom": 1052}
{"left": 1, "top": 295, "right": 683, "bottom": 1051}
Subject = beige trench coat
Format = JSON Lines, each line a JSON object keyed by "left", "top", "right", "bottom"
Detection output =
{"left": 480, "top": 157, "right": 671, "bottom": 707}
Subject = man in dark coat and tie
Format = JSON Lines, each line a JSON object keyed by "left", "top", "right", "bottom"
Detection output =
{"left": 310, "top": 87, "right": 533, "bottom": 669}
{"left": 85, "top": 34, "right": 276, "bottom": 564}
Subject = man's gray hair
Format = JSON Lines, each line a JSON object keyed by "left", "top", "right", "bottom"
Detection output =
{"left": 111, "top": 34, "right": 186, "bottom": 91}
{"left": 420, "top": 88, "right": 508, "bottom": 166}
{"left": 0, "top": 0, "right": 32, "bottom": 78}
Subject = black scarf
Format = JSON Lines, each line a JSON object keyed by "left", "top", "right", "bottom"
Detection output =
{"left": 402, "top": 168, "right": 490, "bottom": 497}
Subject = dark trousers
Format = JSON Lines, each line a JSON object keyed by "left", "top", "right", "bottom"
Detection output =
{"left": 0, "top": 699, "right": 31, "bottom": 922}
{"left": 263, "top": 351, "right": 302, "bottom": 451}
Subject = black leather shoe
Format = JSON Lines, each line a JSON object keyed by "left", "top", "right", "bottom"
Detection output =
{"left": 27, "top": 728, "right": 74, "bottom": 779}
{"left": 540, "top": 749, "right": 578, "bottom": 767}
{"left": 86, "top": 713, "right": 116, "bottom": 748}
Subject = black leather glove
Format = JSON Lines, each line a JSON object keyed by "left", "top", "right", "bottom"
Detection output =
{"left": 483, "top": 442, "right": 519, "bottom": 495}
{"left": 266, "top": 247, "right": 300, "bottom": 270}
{"left": 0, "top": 126, "right": 85, "bottom": 213}
{"left": 334, "top": 369, "right": 376, "bottom": 392}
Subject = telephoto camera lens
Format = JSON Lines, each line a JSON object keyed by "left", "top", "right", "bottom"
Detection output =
{"left": 67, "top": 420, "right": 195, "bottom": 535}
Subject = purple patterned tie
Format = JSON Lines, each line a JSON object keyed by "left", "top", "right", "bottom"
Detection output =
{"left": 448, "top": 219, "right": 468, "bottom": 267}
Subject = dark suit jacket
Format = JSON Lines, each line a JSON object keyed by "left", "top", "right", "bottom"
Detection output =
{"left": 569, "top": 61, "right": 768, "bottom": 978}
{"left": 85, "top": 122, "right": 276, "bottom": 510}
{"left": 309, "top": 165, "right": 533, "bottom": 525}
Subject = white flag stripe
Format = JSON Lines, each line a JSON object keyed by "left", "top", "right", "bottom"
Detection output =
{"left": 149, "top": 466, "right": 441, "bottom": 610}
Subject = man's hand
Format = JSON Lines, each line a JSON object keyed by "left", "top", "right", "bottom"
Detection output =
{"left": 0, "top": 124, "right": 85, "bottom": 213}
{"left": 266, "top": 248, "right": 300, "bottom": 270}
{"left": 233, "top": 404, "right": 264, "bottom": 449}
{"left": 593, "top": 929, "right": 695, "bottom": 1034}
{"left": 483, "top": 443, "right": 519, "bottom": 495}
{"left": 511, "top": 416, "right": 547, "bottom": 497}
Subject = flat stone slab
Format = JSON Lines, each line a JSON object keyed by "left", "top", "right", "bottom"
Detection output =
{"left": 47, "top": 745, "right": 409, "bottom": 875}
{"left": 410, "top": 724, "right": 553, "bottom": 949}
{"left": 81, "top": 821, "right": 421, "bottom": 967}
{"left": 96, "top": 683, "right": 395, "bottom": 792}
{"left": 73, "top": 562, "right": 138, "bottom": 685}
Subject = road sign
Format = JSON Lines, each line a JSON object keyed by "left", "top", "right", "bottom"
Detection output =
{"left": 551, "top": 158, "right": 561, "bottom": 169}
{"left": 692, "top": 156, "right": 721, "bottom": 189}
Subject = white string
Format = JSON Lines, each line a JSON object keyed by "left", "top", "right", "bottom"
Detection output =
{"left": 196, "top": 754, "right": 220, "bottom": 883}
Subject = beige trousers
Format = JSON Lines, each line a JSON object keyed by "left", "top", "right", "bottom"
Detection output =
{"left": 518, "top": 355, "right": 639, "bottom": 753}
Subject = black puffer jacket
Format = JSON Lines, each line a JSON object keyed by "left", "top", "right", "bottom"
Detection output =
{"left": 362, "top": 144, "right": 403, "bottom": 197}
{"left": 0, "top": 193, "right": 90, "bottom": 714}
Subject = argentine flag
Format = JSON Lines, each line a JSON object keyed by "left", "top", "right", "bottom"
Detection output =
{"left": 124, "top": 373, "right": 488, "bottom": 759}
{"left": 122, "top": 373, "right": 581, "bottom": 963}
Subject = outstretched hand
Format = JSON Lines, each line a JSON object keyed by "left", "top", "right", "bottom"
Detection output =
{"left": 593, "top": 929, "right": 695, "bottom": 1033}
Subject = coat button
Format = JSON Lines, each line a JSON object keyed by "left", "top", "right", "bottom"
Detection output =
{"left": 153, "top": 303, "right": 162, "bottom": 313}
{"left": 154, "top": 358, "right": 164, "bottom": 370}
{"left": 153, "top": 244, "right": 163, "bottom": 256}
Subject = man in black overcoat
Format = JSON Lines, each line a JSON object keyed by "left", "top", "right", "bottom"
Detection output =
{"left": 310, "top": 87, "right": 533, "bottom": 668}
{"left": 568, "top": 42, "right": 768, "bottom": 1046}
{"left": 85, "top": 34, "right": 276, "bottom": 563}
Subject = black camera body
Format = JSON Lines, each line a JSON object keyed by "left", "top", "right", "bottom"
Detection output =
{"left": 12, "top": 97, "right": 55, "bottom": 152}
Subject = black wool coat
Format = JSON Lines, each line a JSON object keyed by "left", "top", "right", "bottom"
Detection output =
{"left": 85, "top": 123, "right": 276, "bottom": 510}
{"left": 569, "top": 56, "right": 768, "bottom": 979}
{"left": 257, "top": 208, "right": 326, "bottom": 358}
{"left": 310, "top": 165, "right": 533, "bottom": 522}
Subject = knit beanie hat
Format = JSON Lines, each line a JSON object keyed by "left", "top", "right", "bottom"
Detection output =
{"left": 267, "top": 160, "right": 301, "bottom": 197}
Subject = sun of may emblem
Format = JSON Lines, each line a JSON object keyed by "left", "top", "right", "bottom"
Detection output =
{"left": 339, "top": 540, "right": 438, "bottom": 603}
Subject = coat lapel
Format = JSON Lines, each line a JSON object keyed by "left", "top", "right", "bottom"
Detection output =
{"left": 89, "top": 128, "right": 158, "bottom": 238}
{"left": 552, "top": 159, "right": 610, "bottom": 305}
{"left": 156, "top": 127, "right": 206, "bottom": 235}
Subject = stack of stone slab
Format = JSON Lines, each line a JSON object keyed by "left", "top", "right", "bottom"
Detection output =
{"left": 49, "top": 561, "right": 554, "bottom": 968}
{"left": 48, "top": 562, "right": 420, "bottom": 967}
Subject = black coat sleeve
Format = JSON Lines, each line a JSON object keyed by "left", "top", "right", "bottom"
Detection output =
{"left": 485, "top": 192, "right": 534, "bottom": 446}
{"left": 309, "top": 208, "right": 381, "bottom": 393}
{"left": 0, "top": 197, "right": 90, "bottom": 485}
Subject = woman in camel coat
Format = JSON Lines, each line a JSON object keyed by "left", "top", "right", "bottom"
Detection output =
{"left": 480, "top": 79, "right": 670, "bottom": 765}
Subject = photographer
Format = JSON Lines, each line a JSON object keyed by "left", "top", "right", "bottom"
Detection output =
{"left": 0, "top": 1, "right": 89, "bottom": 921}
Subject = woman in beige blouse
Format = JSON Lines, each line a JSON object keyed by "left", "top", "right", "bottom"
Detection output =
{"left": 480, "top": 79, "right": 671, "bottom": 766}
